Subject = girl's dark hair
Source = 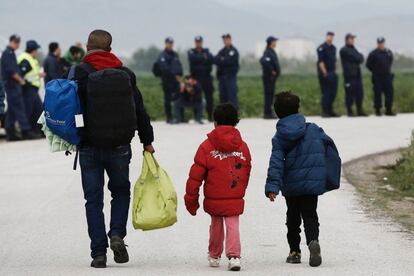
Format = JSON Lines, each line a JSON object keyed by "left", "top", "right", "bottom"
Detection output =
{"left": 213, "top": 103, "right": 240, "bottom": 126}
{"left": 273, "top": 91, "right": 300, "bottom": 118}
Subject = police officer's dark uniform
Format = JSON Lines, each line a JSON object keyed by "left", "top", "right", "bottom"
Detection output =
{"left": 260, "top": 36, "right": 281, "bottom": 118}
{"left": 188, "top": 35, "right": 214, "bottom": 121}
{"left": 0, "top": 53, "right": 5, "bottom": 128}
{"left": 340, "top": 33, "right": 366, "bottom": 116}
{"left": 317, "top": 32, "right": 338, "bottom": 117}
{"left": 366, "top": 37, "right": 395, "bottom": 116}
{"left": 157, "top": 37, "right": 183, "bottom": 123}
{"left": 0, "top": 34, "right": 33, "bottom": 140}
{"left": 214, "top": 34, "right": 239, "bottom": 108}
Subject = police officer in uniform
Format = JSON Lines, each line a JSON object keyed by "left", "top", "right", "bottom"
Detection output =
{"left": 156, "top": 37, "right": 183, "bottom": 123}
{"left": 260, "top": 36, "right": 281, "bottom": 119}
{"left": 317, "top": 31, "right": 338, "bottom": 117}
{"left": 0, "top": 34, "right": 37, "bottom": 141}
{"left": 214, "top": 34, "right": 239, "bottom": 108}
{"left": 188, "top": 35, "right": 214, "bottom": 121}
{"left": 340, "top": 33, "right": 367, "bottom": 117}
{"left": 366, "top": 37, "right": 395, "bottom": 116}
{"left": 18, "top": 40, "right": 45, "bottom": 134}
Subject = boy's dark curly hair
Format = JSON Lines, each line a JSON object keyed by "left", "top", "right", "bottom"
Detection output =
{"left": 213, "top": 103, "right": 240, "bottom": 126}
{"left": 273, "top": 91, "right": 300, "bottom": 119}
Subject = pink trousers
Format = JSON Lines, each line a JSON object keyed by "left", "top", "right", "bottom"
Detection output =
{"left": 208, "top": 215, "right": 241, "bottom": 258}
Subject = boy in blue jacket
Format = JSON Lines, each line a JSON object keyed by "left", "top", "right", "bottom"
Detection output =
{"left": 265, "top": 91, "right": 334, "bottom": 267}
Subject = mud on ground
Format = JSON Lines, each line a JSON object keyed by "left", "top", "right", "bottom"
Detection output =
{"left": 343, "top": 149, "right": 414, "bottom": 232}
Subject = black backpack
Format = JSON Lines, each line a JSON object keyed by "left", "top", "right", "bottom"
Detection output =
{"left": 152, "top": 61, "right": 162, "bottom": 77}
{"left": 83, "top": 65, "right": 137, "bottom": 147}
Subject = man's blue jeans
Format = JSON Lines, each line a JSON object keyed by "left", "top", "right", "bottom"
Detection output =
{"left": 79, "top": 144, "right": 132, "bottom": 258}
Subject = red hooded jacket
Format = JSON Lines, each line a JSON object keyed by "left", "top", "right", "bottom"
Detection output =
{"left": 184, "top": 126, "right": 252, "bottom": 216}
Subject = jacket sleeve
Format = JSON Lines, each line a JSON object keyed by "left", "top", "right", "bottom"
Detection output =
{"left": 343, "top": 48, "right": 364, "bottom": 64}
{"left": 244, "top": 143, "right": 252, "bottom": 188}
{"left": 184, "top": 144, "right": 207, "bottom": 216}
{"left": 265, "top": 137, "right": 284, "bottom": 196}
{"left": 366, "top": 51, "right": 374, "bottom": 72}
{"left": 260, "top": 52, "right": 274, "bottom": 73}
{"left": 127, "top": 69, "right": 154, "bottom": 146}
{"left": 219, "top": 49, "right": 239, "bottom": 67}
{"left": 19, "top": 59, "right": 32, "bottom": 76}
{"left": 188, "top": 50, "right": 205, "bottom": 64}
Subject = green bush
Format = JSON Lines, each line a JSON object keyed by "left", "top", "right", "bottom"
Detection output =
{"left": 136, "top": 73, "right": 414, "bottom": 120}
{"left": 389, "top": 131, "right": 414, "bottom": 193}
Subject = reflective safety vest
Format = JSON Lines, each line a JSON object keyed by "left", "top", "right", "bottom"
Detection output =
{"left": 17, "top": 52, "right": 41, "bottom": 88}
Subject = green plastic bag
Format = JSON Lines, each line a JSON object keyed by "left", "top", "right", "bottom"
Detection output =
{"left": 132, "top": 152, "right": 177, "bottom": 231}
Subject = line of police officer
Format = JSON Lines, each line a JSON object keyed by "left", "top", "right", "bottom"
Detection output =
{"left": 154, "top": 34, "right": 240, "bottom": 124}
{"left": 317, "top": 31, "right": 395, "bottom": 117}
{"left": 0, "top": 35, "right": 44, "bottom": 141}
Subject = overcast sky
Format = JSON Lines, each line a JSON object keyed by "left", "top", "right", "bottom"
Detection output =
{"left": 0, "top": 0, "right": 413, "bottom": 57}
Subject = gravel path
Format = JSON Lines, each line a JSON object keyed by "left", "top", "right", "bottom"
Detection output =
{"left": 1, "top": 114, "right": 413, "bottom": 275}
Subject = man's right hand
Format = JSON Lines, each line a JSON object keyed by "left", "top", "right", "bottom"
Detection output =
{"left": 144, "top": 144, "right": 155, "bottom": 154}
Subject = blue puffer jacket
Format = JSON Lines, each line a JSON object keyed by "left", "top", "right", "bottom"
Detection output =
{"left": 265, "top": 113, "right": 330, "bottom": 197}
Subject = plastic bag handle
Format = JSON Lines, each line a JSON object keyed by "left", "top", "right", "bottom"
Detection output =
{"left": 143, "top": 151, "right": 159, "bottom": 178}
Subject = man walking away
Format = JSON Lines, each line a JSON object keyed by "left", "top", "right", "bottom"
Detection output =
{"left": 366, "top": 37, "right": 395, "bottom": 116}
{"left": 73, "top": 30, "right": 154, "bottom": 268}
{"left": 214, "top": 34, "right": 239, "bottom": 108}
{"left": 188, "top": 35, "right": 214, "bottom": 121}
{"left": 43, "top": 42, "right": 64, "bottom": 84}
{"left": 340, "top": 33, "right": 367, "bottom": 117}
{"left": 1, "top": 34, "right": 38, "bottom": 141}
{"left": 260, "top": 36, "right": 281, "bottom": 119}
{"left": 18, "top": 40, "right": 45, "bottom": 136}
{"left": 156, "top": 37, "right": 183, "bottom": 123}
{"left": 317, "top": 31, "right": 339, "bottom": 118}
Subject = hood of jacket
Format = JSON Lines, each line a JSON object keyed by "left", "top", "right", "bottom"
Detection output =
{"left": 82, "top": 50, "right": 123, "bottom": 71}
{"left": 207, "top": 126, "right": 243, "bottom": 153}
{"left": 276, "top": 113, "right": 306, "bottom": 141}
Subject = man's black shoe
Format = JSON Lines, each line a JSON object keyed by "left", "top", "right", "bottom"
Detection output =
{"left": 263, "top": 114, "right": 276, "bottom": 120}
{"left": 385, "top": 108, "right": 396, "bottom": 116}
{"left": 357, "top": 110, "right": 368, "bottom": 117}
{"left": 5, "top": 128, "right": 22, "bottom": 141}
{"left": 375, "top": 108, "right": 382, "bottom": 116}
{"left": 21, "top": 130, "right": 42, "bottom": 140}
{"left": 110, "top": 236, "right": 129, "bottom": 264}
{"left": 90, "top": 255, "right": 107, "bottom": 268}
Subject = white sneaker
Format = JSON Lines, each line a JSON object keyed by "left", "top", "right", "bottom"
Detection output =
{"left": 228, "top": 257, "right": 241, "bottom": 271}
{"left": 208, "top": 256, "right": 220, "bottom": 268}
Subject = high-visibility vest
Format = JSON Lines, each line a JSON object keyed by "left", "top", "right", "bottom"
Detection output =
{"left": 17, "top": 52, "right": 41, "bottom": 88}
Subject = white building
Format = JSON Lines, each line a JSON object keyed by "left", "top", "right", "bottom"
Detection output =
{"left": 255, "top": 36, "right": 316, "bottom": 60}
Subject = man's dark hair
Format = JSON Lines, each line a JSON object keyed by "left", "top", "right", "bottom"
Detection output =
{"left": 69, "top": 46, "right": 82, "bottom": 55}
{"left": 49, "top": 42, "right": 59, "bottom": 53}
{"left": 87, "top": 29, "right": 112, "bottom": 51}
{"left": 213, "top": 103, "right": 240, "bottom": 126}
{"left": 273, "top": 91, "right": 300, "bottom": 118}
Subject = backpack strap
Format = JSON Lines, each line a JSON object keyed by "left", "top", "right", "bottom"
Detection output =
{"left": 78, "top": 62, "right": 96, "bottom": 74}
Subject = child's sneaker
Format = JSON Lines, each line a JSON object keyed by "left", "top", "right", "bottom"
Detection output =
{"left": 308, "top": 240, "right": 322, "bottom": 267}
{"left": 228, "top": 257, "right": 241, "bottom": 271}
{"left": 286, "top": 251, "right": 301, "bottom": 264}
{"left": 208, "top": 256, "right": 220, "bottom": 267}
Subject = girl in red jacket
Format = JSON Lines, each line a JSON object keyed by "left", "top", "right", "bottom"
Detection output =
{"left": 184, "top": 103, "right": 252, "bottom": 271}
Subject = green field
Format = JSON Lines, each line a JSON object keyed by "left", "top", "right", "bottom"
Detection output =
{"left": 136, "top": 73, "right": 414, "bottom": 120}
